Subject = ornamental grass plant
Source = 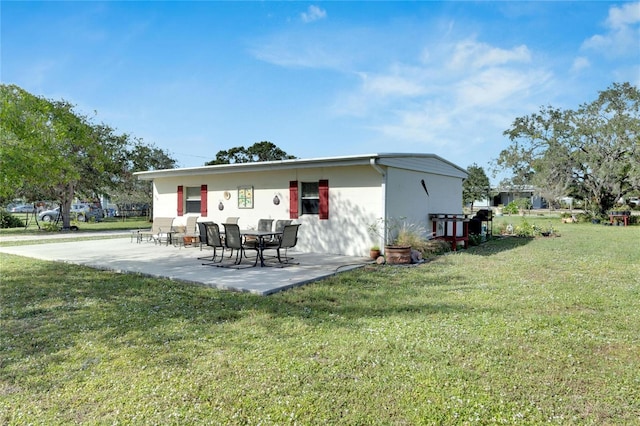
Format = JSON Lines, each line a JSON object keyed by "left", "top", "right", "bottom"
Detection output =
{"left": 1, "top": 220, "right": 639, "bottom": 424}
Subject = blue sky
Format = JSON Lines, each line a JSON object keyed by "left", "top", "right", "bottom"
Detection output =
{"left": 2, "top": 1, "right": 639, "bottom": 183}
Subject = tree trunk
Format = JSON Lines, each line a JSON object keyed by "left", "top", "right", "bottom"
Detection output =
{"left": 61, "top": 183, "right": 74, "bottom": 230}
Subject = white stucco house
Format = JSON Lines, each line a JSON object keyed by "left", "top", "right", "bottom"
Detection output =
{"left": 135, "top": 153, "right": 468, "bottom": 257}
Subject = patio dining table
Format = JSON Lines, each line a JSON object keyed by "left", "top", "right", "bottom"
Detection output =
{"left": 240, "top": 229, "right": 283, "bottom": 267}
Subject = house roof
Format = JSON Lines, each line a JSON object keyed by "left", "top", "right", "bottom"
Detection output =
{"left": 493, "top": 185, "right": 537, "bottom": 193}
{"left": 134, "top": 153, "right": 468, "bottom": 180}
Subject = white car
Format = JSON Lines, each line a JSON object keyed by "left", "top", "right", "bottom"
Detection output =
{"left": 9, "top": 204, "right": 36, "bottom": 213}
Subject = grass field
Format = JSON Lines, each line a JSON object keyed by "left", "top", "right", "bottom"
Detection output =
{"left": 0, "top": 215, "right": 150, "bottom": 235}
{"left": 1, "top": 219, "right": 639, "bottom": 424}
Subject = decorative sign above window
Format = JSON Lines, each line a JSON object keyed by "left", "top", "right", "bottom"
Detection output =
{"left": 238, "top": 186, "right": 254, "bottom": 209}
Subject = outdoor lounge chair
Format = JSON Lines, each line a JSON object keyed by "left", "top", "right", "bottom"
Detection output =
{"left": 138, "top": 217, "right": 175, "bottom": 245}
{"left": 262, "top": 223, "right": 300, "bottom": 265}
{"left": 225, "top": 216, "right": 239, "bottom": 225}
{"left": 201, "top": 222, "right": 225, "bottom": 264}
{"left": 219, "top": 223, "right": 259, "bottom": 268}
{"left": 172, "top": 215, "right": 199, "bottom": 247}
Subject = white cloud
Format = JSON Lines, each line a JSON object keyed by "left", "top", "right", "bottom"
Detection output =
{"left": 369, "top": 68, "right": 550, "bottom": 148}
{"left": 606, "top": 1, "right": 640, "bottom": 28}
{"left": 251, "top": 15, "right": 555, "bottom": 172}
{"left": 571, "top": 56, "right": 591, "bottom": 73}
{"left": 455, "top": 67, "right": 551, "bottom": 108}
{"left": 251, "top": 37, "right": 345, "bottom": 69}
{"left": 359, "top": 72, "right": 427, "bottom": 98}
{"left": 447, "top": 39, "right": 531, "bottom": 71}
{"left": 331, "top": 34, "right": 553, "bottom": 167}
{"left": 301, "top": 5, "right": 327, "bottom": 23}
{"left": 338, "top": 36, "right": 544, "bottom": 117}
{"left": 582, "top": 1, "right": 640, "bottom": 57}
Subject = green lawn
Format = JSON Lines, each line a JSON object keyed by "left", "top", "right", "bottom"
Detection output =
{"left": 0, "top": 215, "right": 150, "bottom": 235}
{"left": 1, "top": 220, "right": 639, "bottom": 424}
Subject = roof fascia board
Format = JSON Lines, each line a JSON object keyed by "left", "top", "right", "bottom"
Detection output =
{"left": 135, "top": 154, "right": 382, "bottom": 180}
{"left": 134, "top": 153, "right": 467, "bottom": 181}
{"left": 376, "top": 154, "right": 468, "bottom": 178}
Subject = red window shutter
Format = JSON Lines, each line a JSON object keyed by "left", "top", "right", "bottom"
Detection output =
{"left": 289, "top": 181, "right": 299, "bottom": 219}
{"left": 200, "top": 185, "right": 208, "bottom": 217}
{"left": 177, "top": 185, "right": 184, "bottom": 216}
{"left": 319, "top": 179, "right": 329, "bottom": 220}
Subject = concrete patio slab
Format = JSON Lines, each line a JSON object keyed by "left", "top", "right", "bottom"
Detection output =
{"left": 0, "top": 235, "right": 371, "bottom": 295}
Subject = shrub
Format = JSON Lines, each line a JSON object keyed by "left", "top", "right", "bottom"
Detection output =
{"left": 0, "top": 211, "right": 24, "bottom": 228}
{"left": 395, "top": 227, "right": 429, "bottom": 250}
{"left": 468, "top": 234, "right": 483, "bottom": 246}
{"left": 41, "top": 222, "right": 61, "bottom": 232}
{"left": 504, "top": 198, "right": 532, "bottom": 215}
{"left": 503, "top": 201, "right": 519, "bottom": 215}
{"left": 575, "top": 212, "right": 594, "bottom": 223}
{"left": 369, "top": 217, "right": 430, "bottom": 248}
{"left": 514, "top": 219, "right": 535, "bottom": 237}
{"left": 421, "top": 239, "right": 451, "bottom": 256}
{"left": 533, "top": 222, "right": 558, "bottom": 237}
{"left": 496, "top": 222, "right": 509, "bottom": 235}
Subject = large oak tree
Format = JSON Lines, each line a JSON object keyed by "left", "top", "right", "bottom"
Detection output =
{"left": 496, "top": 82, "right": 640, "bottom": 216}
{"left": 205, "top": 141, "right": 295, "bottom": 165}
{"left": 1, "top": 84, "right": 175, "bottom": 228}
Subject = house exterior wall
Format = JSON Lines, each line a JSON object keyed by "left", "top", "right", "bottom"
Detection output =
{"left": 143, "top": 154, "right": 466, "bottom": 257}
{"left": 289, "top": 165, "right": 383, "bottom": 256}
{"left": 152, "top": 165, "right": 385, "bottom": 256}
{"left": 385, "top": 167, "right": 464, "bottom": 239}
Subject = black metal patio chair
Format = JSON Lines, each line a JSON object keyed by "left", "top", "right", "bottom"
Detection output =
{"left": 218, "top": 223, "right": 259, "bottom": 268}
{"left": 201, "top": 222, "right": 225, "bottom": 264}
{"left": 262, "top": 223, "right": 301, "bottom": 266}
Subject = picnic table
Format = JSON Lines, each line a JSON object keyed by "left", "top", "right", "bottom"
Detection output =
{"left": 608, "top": 211, "right": 631, "bottom": 226}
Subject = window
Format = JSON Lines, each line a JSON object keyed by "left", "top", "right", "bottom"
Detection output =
{"left": 290, "top": 180, "right": 328, "bottom": 219}
{"left": 185, "top": 186, "right": 201, "bottom": 214}
{"left": 301, "top": 182, "right": 319, "bottom": 215}
{"left": 178, "top": 185, "right": 207, "bottom": 216}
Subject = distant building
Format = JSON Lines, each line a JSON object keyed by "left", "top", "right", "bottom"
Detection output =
{"left": 471, "top": 185, "right": 548, "bottom": 209}
{"left": 491, "top": 185, "right": 547, "bottom": 209}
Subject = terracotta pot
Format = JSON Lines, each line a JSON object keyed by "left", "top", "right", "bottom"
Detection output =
{"left": 384, "top": 245, "right": 412, "bottom": 264}
{"left": 369, "top": 249, "right": 381, "bottom": 259}
{"left": 183, "top": 236, "right": 197, "bottom": 245}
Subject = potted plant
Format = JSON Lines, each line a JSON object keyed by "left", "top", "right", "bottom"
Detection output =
{"left": 369, "top": 245, "right": 381, "bottom": 259}
{"left": 368, "top": 217, "right": 427, "bottom": 264}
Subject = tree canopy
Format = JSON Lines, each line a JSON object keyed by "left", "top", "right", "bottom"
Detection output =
{"left": 463, "top": 164, "right": 490, "bottom": 211}
{"left": 107, "top": 139, "right": 177, "bottom": 216}
{"left": 495, "top": 82, "right": 640, "bottom": 215}
{"left": 0, "top": 84, "right": 176, "bottom": 227}
{"left": 205, "top": 141, "right": 296, "bottom": 165}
